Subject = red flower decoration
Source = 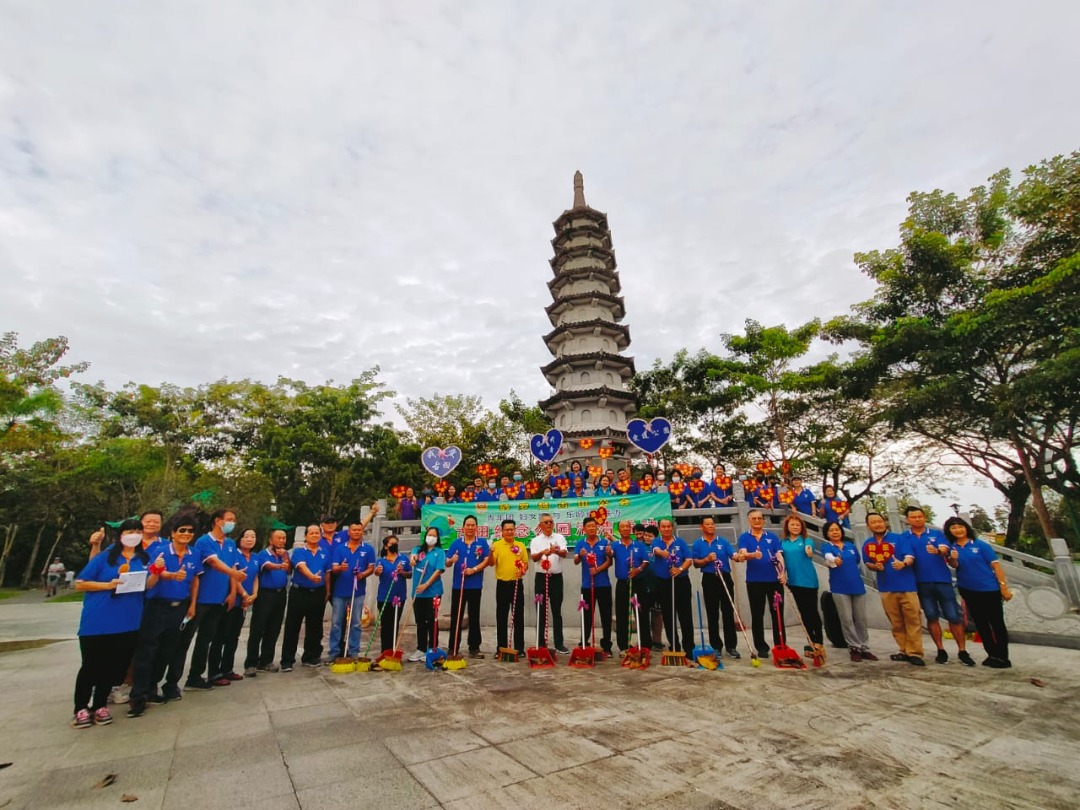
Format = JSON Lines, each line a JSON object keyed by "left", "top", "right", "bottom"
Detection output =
{"left": 588, "top": 465, "right": 603, "bottom": 479}
{"left": 555, "top": 477, "right": 570, "bottom": 491}
{"left": 717, "top": 476, "right": 732, "bottom": 490}
{"left": 674, "top": 462, "right": 693, "bottom": 478}
{"left": 579, "top": 438, "right": 595, "bottom": 450}
{"left": 688, "top": 479, "right": 705, "bottom": 494}
{"left": 779, "top": 491, "right": 795, "bottom": 505}
{"left": 524, "top": 481, "right": 541, "bottom": 497}
{"left": 781, "top": 460, "right": 793, "bottom": 475}
{"left": 830, "top": 499, "right": 849, "bottom": 515}
{"left": 758, "top": 487, "right": 775, "bottom": 502}
{"left": 461, "top": 491, "right": 475, "bottom": 503}
{"left": 742, "top": 477, "right": 759, "bottom": 492}
{"left": 668, "top": 482, "right": 685, "bottom": 496}
{"left": 505, "top": 485, "right": 520, "bottom": 499}
{"left": 638, "top": 476, "right": 654, "bottom": 490}
{"left": 755, "top": 460, "right": 776, "bottom": 476}
{"left": 865, "top": 540, "right": 895, "bottom": 564}
{"left": 598, "top": 447, "right": 613, "bottom": 459}
{"left": 390, "top": 485, "right": 407, "bottom": 499}
{"left": 615, "top": 481, "right": 631, "bottom": 493}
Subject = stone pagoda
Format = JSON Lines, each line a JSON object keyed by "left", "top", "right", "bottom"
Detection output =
{"left": 540, "top": 171, "right": 637, "bottom": 466}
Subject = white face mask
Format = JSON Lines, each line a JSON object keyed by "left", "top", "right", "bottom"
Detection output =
{"left": 657, "top": 475, "right": 665, "bottom": 482}
{"left": 425, "top": 535, "right": 438, "bottom": 547}
{"left": 120, "top": 533, "right": 142, "bottom": 548}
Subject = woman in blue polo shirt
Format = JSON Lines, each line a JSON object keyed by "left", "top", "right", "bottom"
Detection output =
{"left": 72, "top": 519, "right": 158, "bottom": 729}
{"left": 780, "top": 514, "right": 823, "bottom": 654}
{"left": 209, "top": 528, "right": 260, "bottom": 682}
{"left": 944, "top": 517, "right": 1013, "bottom": 668}
{"left": 820, "top": 521, "right": 877, "bottom": 662}
{"left": 736, "top": 510, "right": 785, "bottom": 658}
{"left": 408, "top": 527, "right": 445, "bottom": 662}
{"left": 375, "top": 534, "right": 412, "bottom": 653}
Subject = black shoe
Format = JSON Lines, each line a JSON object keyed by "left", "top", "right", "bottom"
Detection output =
{"left": 162, "top": 685, "right": 182, "bottom": 701}
{"left": 726, "top": 648, "right": 741, "bottom": 659}
{"left": 757, "top": 647, "right": 770, "bottom": 659}
{"left": 985, "top": 657, "right": 1012, "bottom": 669}
{"left": 147, "top": 693, "right": 167, "bottom": 705}
{"left": 281, "top": 663, "right": 294, "bottom": 672}
{"left": 935, "top": 649, "right": 949, "bottom": 664}
{"left": 908, "top": 657, "right": 925, "bottom": 667}
{"left": 957, "top": 651, "right": 976, "bottom": 667}
{"left": 554, "top": 646, "right": 570, "bottom": 655}
{"left": 126, "top": 699, "right": 147, "bottom": 718}
{"left": 889, "top": 653, "right": 910, "bottom": 662}
{"left": 184, "top": 677, "right": 213, "bottom": 690}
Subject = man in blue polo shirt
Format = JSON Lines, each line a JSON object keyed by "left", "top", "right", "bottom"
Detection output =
{"left": 903, "top": 505, "right": 974, "bottom": 666}
{"left": 607, "top": 519, "right": 650, "bottom": 653}
{"left": 575, "top": 517, "right": 613, "bottom": 655}
{"left": 318, "top": 514, "right": 349, "bottom": 553}
{"left": 327, "top": 517, "right": 377, "bottom": 660}
{"left": 447, "top": 515, "right": 492, "bottom": 658}
{"left": 128, "top": 512, "right": 203, "bottom": 715}
{"left": 244, "top": 528, "right": 291, "bottom": 675}
{"left": 280, "top": 524, "right": 331, "bottom": 670}
{"left": 692, "top": 517, "right": 740, "bottom": 658}
{"left": 863, "top": 512, "right": 924, "bottom": 666}
{"left": 184, "top": 508, "right": 248, "bottom": 690}
{"left": 651, "top": 518, "right": 694, "bottom": 654}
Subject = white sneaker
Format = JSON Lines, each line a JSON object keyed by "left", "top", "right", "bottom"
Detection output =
{"left": 108, "top": 686, "right": 131, "bottom": 705}
{"left": 407, "top": 650, "right": 425, "bottom": 663}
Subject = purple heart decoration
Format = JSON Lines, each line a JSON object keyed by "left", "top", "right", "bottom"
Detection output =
{"left": 626, "top": 418, "right": 672, "bottom": 454}
{"left": 530, "top": 429, "right": 563, "bottom": 463}
{"left": 421, "top": 446, "right": 462, "bottom": 478}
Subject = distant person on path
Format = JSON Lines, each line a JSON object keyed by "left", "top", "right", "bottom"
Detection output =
{"left": 71, "top": 519, "right": 158, "bottom": 728}
{"left": 244, "top": 528, "right": 291, "bottom": 675}
{"left": 863, "top": 512, "right": 924, "bottom": 666}
{"left": 944, "top": 517, "right": 1013, "bottom": 669}
{"left": 821, "top": 521, "right": 877, "bottom": 662}
{"left": 46, "top": 557, "right": 65, "bottom": 597}
{"left": 903, "top": 505, "right": 974, "bottom": 666}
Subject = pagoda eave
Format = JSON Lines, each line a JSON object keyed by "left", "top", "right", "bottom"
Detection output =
{"left": 539, "top": 386, "right": 637, "bottom": 412}
{"left": 545, "top": 292, "right": 626, "bottom": 321}
{"left": 542, "top": 320, "right": 631, "bottom": 351}
{"left": 547, "top": 269, "right": 622, "bottom": 296}
{"left": 540, "top": 351, "right": 636, "bottom": 380}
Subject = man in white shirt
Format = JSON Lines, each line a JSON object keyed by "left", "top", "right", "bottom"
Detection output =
{"left": 46, "top": 558, "right": 65, "bottom": 597}
{"left": 530, "top": 513, "right": 569, "bottom": 654}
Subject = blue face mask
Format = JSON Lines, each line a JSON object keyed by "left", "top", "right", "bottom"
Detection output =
{"left": 223, "top": 521, "right": 236, "bottom": 535}
{"left": 513, "top": 475, "right": 522, "bottom": 481}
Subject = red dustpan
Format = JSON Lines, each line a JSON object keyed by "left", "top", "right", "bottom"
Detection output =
{"left": 621, "top": 595, "right": 650, "bottom": 670}
{"left": 567, "top": 598, "right": 594, "bottom": 668}
{"left": 771, "top": 591, "right": 805, "bottom": 670}
{"left": 527, "top": 593, "right": 556, "bottom": 669}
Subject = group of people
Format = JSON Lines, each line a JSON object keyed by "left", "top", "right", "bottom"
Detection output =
{"left": 70, "top": 498, "right": 1013, "bottom": 730}
{"left": 395, "top": 463, "right": 854, "bottom": 528}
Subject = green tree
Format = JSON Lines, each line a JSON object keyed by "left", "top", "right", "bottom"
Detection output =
{"left": 828, "top": 152, "right": 1080, "bottom": 544}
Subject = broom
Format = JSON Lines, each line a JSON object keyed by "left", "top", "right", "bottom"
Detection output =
{"left": 717, "top": 565, "right": 760, "bottom": 667}
{"left": 444, "top": 562, "right": 468, "bottom": 671}
{"left": 568, "top": 598, "right": 594, "bottom": 668}
{"left": 527, "top": 593, "right": 556, "bottom": 668}
{"left": 770, "top": 590, "right": 806, "bottom": 670}
{"left": 331, "top": 566, "right": 361, "bottom": 673}
{"left": 784, "top": 582, "right": 825, "bottom": 667}
{"left": 497, "top": 575, "right": 521, "bottom": 663}
{"left": 424, "top": 595, "right": 447, "bottom": 670}
{"left": 661, "top": 553, "right": 688, "bottom": 667}
{"left": 357, "top": 571, "right": 396, "bottom": 671}
{"left": 692, "top": 590, "right": 721, "bottom": 670}
{"left": 621, "top": 594, "right": 651, "bottom": 669}
{"left": 377, "top": 594, "right": 415, "bottom": 672}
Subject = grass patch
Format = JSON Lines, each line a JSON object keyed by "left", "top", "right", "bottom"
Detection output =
{"left": 0, "top": 589, "right": 21, "bottom": 601}
{"left": 0, "top": 639, "right": 64, "bottom": 654}
{"left": 48, "top": 592, "right": 84, "bottom": 603}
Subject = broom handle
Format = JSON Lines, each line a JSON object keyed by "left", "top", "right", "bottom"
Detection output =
{"left": 452, "top": 561, "right": 467, "bottom": 656}
{"left": 535, "top": 598, "right": 540, "bottom": 650}
{"left": 544, "top": 573, "right": 551, "bottom": 648}
{"left": 784, "top": 582, "right": 815, "bottom": 651}
{"left": 361, "top": 570, "right": 396, "bottom": 659}
{"left": 392, "top": 595, "right": 417, "bottom": 657}
{"left": 718, "top": 565, "right": 756, "bottom": 657}
{"left": 696, "top": 590, "right": 707, "bottom": 647}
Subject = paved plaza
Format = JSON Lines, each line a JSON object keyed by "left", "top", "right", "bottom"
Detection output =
{"left": 1, "top": 596, "right": 1078, "bottom": 810}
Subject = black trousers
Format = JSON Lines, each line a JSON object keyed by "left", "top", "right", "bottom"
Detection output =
{"left": 414, "top": 597, "right": 436, "bottom": 651}
{"left": 788, "top": 585, "right": 823, "bottom": 645}
{"left": 614, "top": 579, "right": 643, "bottom": 650}
{"left": 378, "top": 598, "right": 407, "bottom": 653}
{"left": 280, "top": 587, "right": 326, "bottom": 666}
{"left": 495, "top": 579, "right": 525, "bottom": 652}
{"left": 74, "top": 631, "right": 138, "bottom": 713}
{"left": 747, "top": 581, "right": 784, "bottom": 651}
{"left": 187, "top": 602, "right": 226, "bottom": 683}
{"left": 448, "top": 588, "right": 483, "bottom": 654}
{"left": 701, "top": 571, "right": 739, "bottom": 652}
{"left": 960, "top": 588, "right": 1010, "bottom": 662}
{"left": 209, "top": 604, "right": 245, "bottom": 677}
{"left": 131, "top": 600, "right": 185, "bottom": 701}
{"left": 656, "top": 577, "right": 694, "bottom": 653}
{"left": 534, "top": 572, "right": 564, "bottom": 648}
{"left": 245, "top": 589, "right": 286, "bottom": 669}
{"left": 581, "top": 586, "right": 613, "bottom": 652}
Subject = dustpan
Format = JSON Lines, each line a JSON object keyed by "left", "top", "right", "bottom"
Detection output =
{"left": 692, "top": 591, "right": 722, "bottom": 670}
{"left": 770, "top": 591, "right": 806, "bottom": 670}
{"left": 378, "top": 595, "right": 413, "bottom": 672}
{"left": 621, "top": 590, "right": 651, "bottom": 670}
{"left": 527, "top": 594, "right": 556, "bottom": 669}
{"left": 568, "top": 598, "right": 595, "bottom": 668}
{"left": 359, "top": 581, "right": 399, "bottom": 672}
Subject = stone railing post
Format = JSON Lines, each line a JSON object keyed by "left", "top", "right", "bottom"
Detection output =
{"left": 849, "top": 500, "right": 869, "bottom": 543}
{"left": 885, "top": 495, "right": 904, "bottom": 533}
{"left": 1049, "top": 538, "right": 1080, "bottom": 608}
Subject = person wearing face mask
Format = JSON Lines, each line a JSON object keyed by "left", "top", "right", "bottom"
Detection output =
{"left": 183, "top": 508, "right": 247, "bottom": 691}
{"left": 477, "top": 478, "right": 499, "bottom": 503}
{"left": 375, "top": 535, "right": 412, "bottom": 653}
{"left": 127, "top": 511, "right": 203, "bottom": 717}
{"left": 408, "top": 527, "right": 446, "bottom": 662}
{"left": 684, "top": 468, "right": 711, "bottom": 509}
{"left": 244, "top": 529, "right": 291, "bottom": 675}
{"left": 667, "top": 470, "right": 690, "bottom": 510}
{"left": 503, "top": 472, "right": 527, "bottom": 501}
{"left": 71, "top": 519, "right": 160, "bottom": 728}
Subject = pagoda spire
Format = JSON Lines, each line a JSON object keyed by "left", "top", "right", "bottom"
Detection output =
{"left": 572, "top": 170, "right": 586, "bottom": 209}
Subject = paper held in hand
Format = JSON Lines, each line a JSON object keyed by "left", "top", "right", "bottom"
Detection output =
{"left": 115, "top": 570, "right": 148, "bottom": 594}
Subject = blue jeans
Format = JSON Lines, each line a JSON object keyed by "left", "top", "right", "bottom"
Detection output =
{"left": 328, "top": 594, "right": 364, "bottom": 658}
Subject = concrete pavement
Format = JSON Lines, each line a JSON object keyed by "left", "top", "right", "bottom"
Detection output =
{"left": 1, "top": 598, "right": 1079, "bottom": 809}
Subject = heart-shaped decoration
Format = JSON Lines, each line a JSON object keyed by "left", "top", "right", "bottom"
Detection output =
{"left": 530, "top": 429, "right": 563, "bottom": 463}
{"left": 421, "top": 446, "right": 462, "bottom": 478}
{"left": 626, "top": 418, "right": 672, "bottom": 454}
{"left": 590, "top": 506, "right": 609, "bottom": 524}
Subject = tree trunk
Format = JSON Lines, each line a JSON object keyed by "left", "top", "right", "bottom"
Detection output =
{"left": 21, "top": 521, "right": 49, "bottom": 589}
{"left": 0, "top": 524, "right": 19, "bottom": 587}
{"left": 998, "top": 476, "right": 1031, "bottom": 549}
{"left": 1011, "top": 434, "right": 1056, "bottom": 540}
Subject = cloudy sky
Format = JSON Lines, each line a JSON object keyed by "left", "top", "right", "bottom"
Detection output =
{"left": 2, "top": 1, "right": 1077, "bottom": 513}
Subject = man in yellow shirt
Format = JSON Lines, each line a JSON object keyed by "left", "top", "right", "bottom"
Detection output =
{"left": 489, "top": 519, "right": 529, "bottom": 655}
